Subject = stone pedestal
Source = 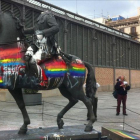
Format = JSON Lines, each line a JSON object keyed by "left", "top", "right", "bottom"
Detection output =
{"left": 102, "top": 127, "right": 140, "bottom": 140}
{"left": 0, "top": 125, "right": 102, "bottom": 140}
{"left": 22, "top": 93, "right": 42, "bottom": 106}
{"left": 0, "top": 89, "right": 13, "bottom": 101}
{"left": 0, "top": 89, "right": 61, "bottom": 101}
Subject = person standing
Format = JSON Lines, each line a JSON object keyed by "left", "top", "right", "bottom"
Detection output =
{"left": 115, "top": 76, "right": 130, "bottom": 116}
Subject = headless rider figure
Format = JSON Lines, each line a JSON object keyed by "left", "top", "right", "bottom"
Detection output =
{"left": 24, "top": 10, "right": 59, "bottom": 54}
{"left": 24, "top": 10, "right": 72, "bottom": 86}
{"left": 24, "top": 10, "right": 73, "bottom": 84}
{"left": 24, "top": 10, "right": 60, "bottom": 86}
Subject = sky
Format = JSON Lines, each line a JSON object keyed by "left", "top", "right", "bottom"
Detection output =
{"left": 45, "top": 0, "right": 140, "bottom": 19}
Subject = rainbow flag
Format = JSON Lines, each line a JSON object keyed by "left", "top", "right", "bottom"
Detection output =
{"left": 0, "top": 76, "right": 3, "bottom": 83}
{"left": 0, "top": 76, "right": 4, "bottom": 87}
{"left": 44, "top": 60, "right": 67, "bottom": 77}
{"left": 44, "top": 59, "right": 86, "bottom": 78}
{"left": 0, "top": 46, "right": 86, "bottom": 88}
{"left": 109, "top": 129, "right": 140, "bottom": 139}
{"left": 0, "top": 47, "right": 24, "bottom": 67}
{"left": 69, "top": 63, "right": 86, "bottom": 77}
{"left": 0, "top": 46, "right": 24, "bottom": 88}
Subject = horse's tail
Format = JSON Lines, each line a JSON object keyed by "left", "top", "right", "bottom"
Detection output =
{"left": 84, "top": 62, "right": 97, "bottom": 98}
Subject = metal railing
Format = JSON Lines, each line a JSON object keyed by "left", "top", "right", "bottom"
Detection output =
{"left": 24, "top": 0, "right": 131, "bottom": 39}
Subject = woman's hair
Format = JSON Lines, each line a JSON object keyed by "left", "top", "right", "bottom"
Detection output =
{"left": 116, "top": 76, "right": 126, "bottom": 81}
{"left": 116, "top": 76, "right": 121, "bottom": 81}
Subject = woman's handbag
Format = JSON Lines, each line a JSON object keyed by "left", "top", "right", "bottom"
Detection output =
{"left": 112, "top": 90, "right": 118, "bottom": 99}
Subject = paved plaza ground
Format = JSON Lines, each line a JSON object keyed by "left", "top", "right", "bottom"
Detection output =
{"left": 0, "top": 88, "right": 140, "bottom": 135}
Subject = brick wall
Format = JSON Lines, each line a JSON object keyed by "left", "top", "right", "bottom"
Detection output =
{"left": 1, "top": 67, "right": 140, "bottom": 101}
{"left": 115, "top": 69, "right": 129, "bottom": 84}
{"left": 95, "top": 67, "right": 140, "bottom": 91}
{"left": 95, "top": 67, "right": 114, "bottom": 91}
{"left": 131, "top": 70, "right": 140, "bottom": 88}
{"left": 95, "top": 67, "right": 113, "bottom": 86}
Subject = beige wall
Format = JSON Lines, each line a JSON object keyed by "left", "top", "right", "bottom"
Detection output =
{"left": 124, "top": 27, "right": 130, "bottom": 34}
{"left": 136, "top": 26, "right": 140, "bottom": 41}
{"left": 95, "top": 67, "right": 114, "bottom": 91}
{"left": 120, "top": 25, "right": 140, "bottom": 42}
{"left": 95, "top": 67, "right": 114, "bottom": 86}
{"left": 1, "top": 67, "right": 140, "bottom": 101}
{"left": 95, "top": 67, "right": 140, "bottom": 92}
{"left": 0, "top": 89, "right": 13, "bottom": 101}
{"left": 137, "top": 7, "right": 140, "bottom": 16}
{"left": 131, "top": 70, "right": 140, "bottom": 88}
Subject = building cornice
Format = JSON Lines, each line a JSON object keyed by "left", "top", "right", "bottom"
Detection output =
{"left": 106, "top": 16, "right": 139, "bottom": 27}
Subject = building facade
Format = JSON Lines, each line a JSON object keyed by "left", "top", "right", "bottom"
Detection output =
{"left": 1, "top": 0, "right": 140, "bottom": 101}
{"left": 106, "top": 8, "right": 140, "bottom": 42}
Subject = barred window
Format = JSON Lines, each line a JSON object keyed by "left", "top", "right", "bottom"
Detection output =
{"left": 120, "top": 28, "right": 124, "bottom": 32}
{"left": 131, "top": 27, "right": 136, "bottom": 33}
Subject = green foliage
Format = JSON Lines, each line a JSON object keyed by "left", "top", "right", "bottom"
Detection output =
{"left": 23, "top": 88, "right": 38, "bottom": 94}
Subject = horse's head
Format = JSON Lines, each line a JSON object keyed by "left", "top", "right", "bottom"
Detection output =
{"left": 0, "top": 11, "right": 24, "bottom": 45}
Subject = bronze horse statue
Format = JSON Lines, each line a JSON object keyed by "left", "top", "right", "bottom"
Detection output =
{"left": 0, "top": 11, "right": 97, "bottom": 134}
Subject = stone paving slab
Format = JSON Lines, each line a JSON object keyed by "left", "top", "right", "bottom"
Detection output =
{"left": 0, "top": 88, "right": 139, "bottom": 136}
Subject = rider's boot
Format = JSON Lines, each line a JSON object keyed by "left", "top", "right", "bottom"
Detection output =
{"left": 60, "top": 51, "right": 72, "bottom": 65}
{"left": 52, "top": 43, "right": 72, "bottom": 65}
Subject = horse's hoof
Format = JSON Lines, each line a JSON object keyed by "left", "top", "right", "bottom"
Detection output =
{"left": 57, "top": 119, "right": 64, "bottom": 129}
{"left": 87, "top": 117, "right": 97, "bottom": 121}
{"left": 18, "top": 128, "right": 27, "bottom": 134}
{"left": 84, "top": 125, "right": 93, "bottom": 132}
{"left": 87, "top": 117, "right": 89, "bottom": 120}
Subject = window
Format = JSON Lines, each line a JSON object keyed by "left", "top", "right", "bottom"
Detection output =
{"left": 120, "top": 28, "right": 124, "bottom": 32}
{"left": 130, "top": 27, "right": 137, "bottom": 40}
{"left": 131, "top": 27, "right": 136, "bottom": 33}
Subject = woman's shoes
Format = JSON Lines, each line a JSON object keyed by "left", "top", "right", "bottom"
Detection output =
{"left": 123, "top": 113, "right": 128, "bottom": 116}
{"left": 116, "top": 113, "right": 128, "bottom": 116}
{"left": 116, "top": 113, "right": 119, "bottom": 116}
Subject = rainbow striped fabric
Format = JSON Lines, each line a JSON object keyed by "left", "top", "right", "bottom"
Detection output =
{"left": 0, "top": 76, "right": 3, "bottom": 87}
{"left": 0, "top": 46, "right": 86, "bottom": 88}
{"left": 69, "top": 63, "right": 86, "bottom": 77}
{"left": 0, "top": 46, "right": 24, "bottom": 87}
{"left": 43, "top": 59, "right": 86, "bottom": 78}
{"left": 44, "top": 60, "right": 67, "bottom": 77}
{"left": 109, "top": 129, "right": 140, "bottom": 139}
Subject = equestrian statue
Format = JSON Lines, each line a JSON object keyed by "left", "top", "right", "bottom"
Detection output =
{"left": 0, "top": 11, "right": 97, "bottom": 134}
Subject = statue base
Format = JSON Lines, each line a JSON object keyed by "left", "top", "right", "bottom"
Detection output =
{"left": 102, "top": 127, "right": 140, "bottom": 140}
{"left": 0, "top": 125, "right": 102, "bottom": 140}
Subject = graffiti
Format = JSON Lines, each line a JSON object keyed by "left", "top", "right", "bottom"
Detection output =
{"left": 67, "top": 73, "right": 79, "bottom": 89}
{"left": 17, "top": 74, "right": 40, "bottom": 88}
{"left": 0, "top": 45, "right": 86, "bottom": 89}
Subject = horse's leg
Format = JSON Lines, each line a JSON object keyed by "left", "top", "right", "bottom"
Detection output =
{"left": 57, "top": 86, "right": 78, "bottom": 129}
{"left": 70, "top": 89, "right": 96, "bottom": 132}
{"left": 87, "top": 97, "right": 98, "bottom": 120}
{"left": 8, "top": 88, "right": 30, "bottom": 134}
{"left": 92, "top": 97, "right": 98, "bottom": 120}
{"left": 84, "top": 62, "right": 97, "bottom": 124}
